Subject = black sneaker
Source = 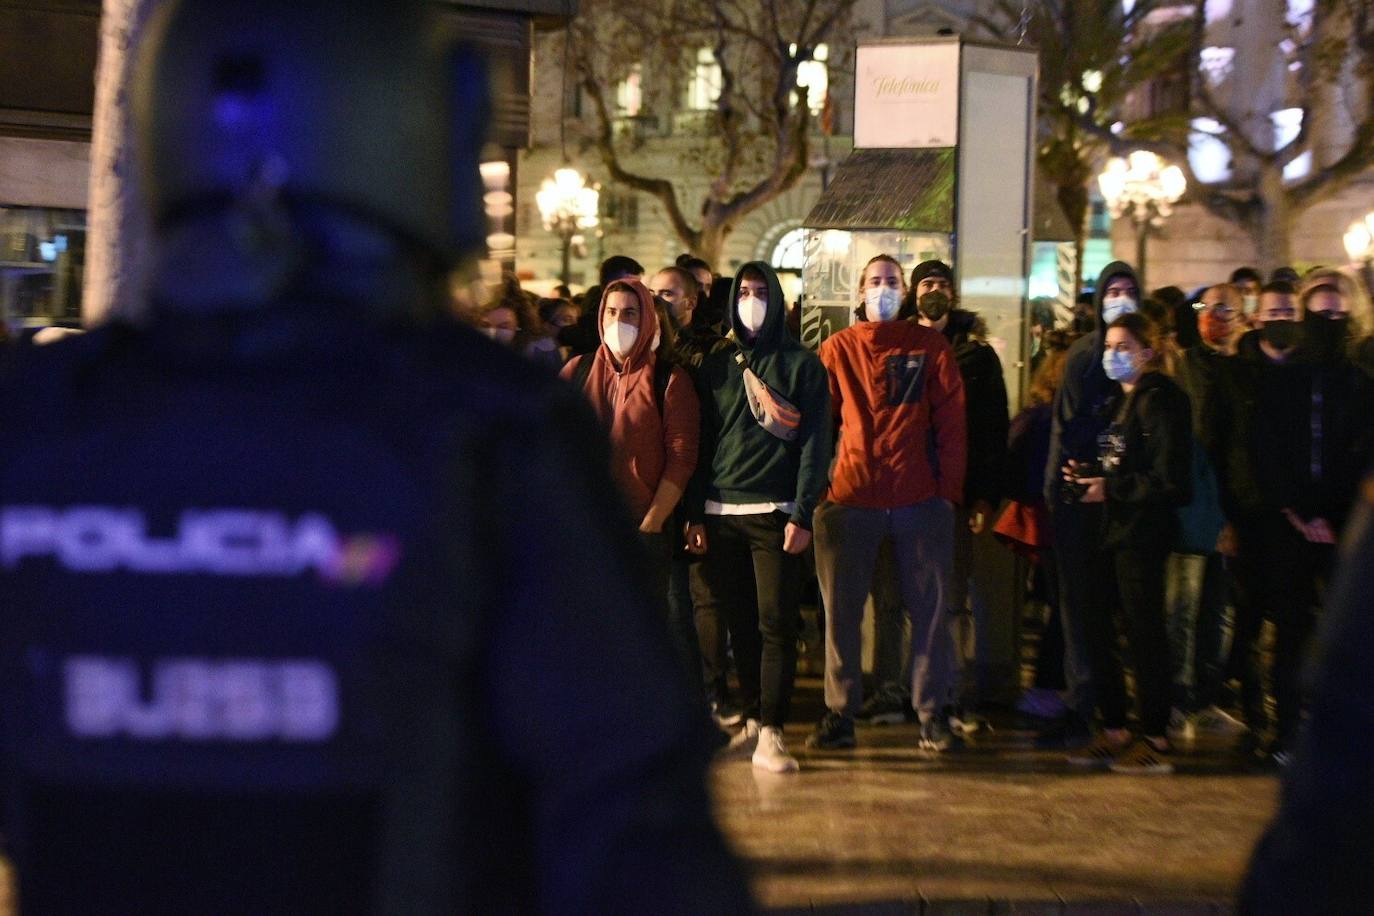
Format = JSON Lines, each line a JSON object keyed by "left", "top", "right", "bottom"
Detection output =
{"left": 857, "top": 685, "right": 910, "bottom": 726}
{"left": 806, "top": 711, "right": 857, "bottom": 750}
{"left": 1256, "top": 738, "right": 1293, "bottom": 772}
{"left": 710, "top": 700, "right": 743, "bottom": 729}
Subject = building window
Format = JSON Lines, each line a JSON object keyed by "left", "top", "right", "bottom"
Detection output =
{"left": 687, "top": 48, "right": 721, "bottom": 111}
{"left": 791, "top": 44, "right": 829, "bottom": 116}
{"left": 604, "top": 191, "right": 639, "bottom": 231}
{"left": 616, "top": 64, "right": 643, "bottom": 117}
{"left": 1, "top": 206, "right": 85, "bottom": 327}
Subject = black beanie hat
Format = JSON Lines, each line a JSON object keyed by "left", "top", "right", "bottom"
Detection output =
{"left": 910, "top": 259, "right": 953, "bottom": 288}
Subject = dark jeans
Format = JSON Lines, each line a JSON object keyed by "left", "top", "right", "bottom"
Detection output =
{"left": 689, "top": 512, "right": 801, "bottom": 728}
{"left": 814, "top": 498, "right": 955, "bottom": 723}
{"left": 1032, "top": 554, "right": 1067, "bottom": 691}
{"left": 1230, "top": 514, "right": 1330, "bottom": 748}
{"left": 1049, "top": 503, "right": 1105, "bottom": 720}
{"left": 1165, "top": 551, "right": 1230, "bottom": 712}
{"left": 1081, "top": 545, "right": 1173, "bottom": 736}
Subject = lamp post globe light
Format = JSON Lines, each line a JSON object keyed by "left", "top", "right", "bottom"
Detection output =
{"left": 1097, "top": 150, "right": 1187, "bottom": 287}
{"left": 1345, "top": 211, "right": 1374, "bottom": 294}
{"left": 1343, "top": 212, "right": 1374, "bottom": 263}
{"left": 536, "top": 167, "right": 599, "bottom": 287}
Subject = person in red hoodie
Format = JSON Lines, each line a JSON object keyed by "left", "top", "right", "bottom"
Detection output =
{"left": 807, "top": 254, "right": 968, "bottom": 753}
{"left": 562, "top": 279, "right": 701, "bottom": 634}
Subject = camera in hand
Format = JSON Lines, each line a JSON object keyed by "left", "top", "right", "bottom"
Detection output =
{"left": 1060, "top": 459, "right": 1103, "bottom": 504}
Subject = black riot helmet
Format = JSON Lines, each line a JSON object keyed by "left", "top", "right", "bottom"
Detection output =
{"left": 132, "top": 0, "right": 488, "bottom": 311}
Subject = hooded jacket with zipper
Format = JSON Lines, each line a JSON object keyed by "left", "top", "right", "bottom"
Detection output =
{"left": 561, "top": 280, "right": 699, "bottom": 522}
{"left": 1204, "top": 327, "right": 1373, "bottom": 530}
{"left": 1044, "top": 261, "right": 1139, "bottom": 504}
{"left": 1097, "top": 369, "right": 1193, "bottom": 549}
{"left": 936, "top": 308, "right": 1007, "bottom": 507}
{"left": 819, "top": 314, "right": 966, "bottom": 509}
{"left": 687, "top": 261, "right": 831, "bottom": 529}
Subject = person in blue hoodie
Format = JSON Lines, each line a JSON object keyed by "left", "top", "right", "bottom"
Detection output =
{"left": 686, "top": 261, "right": 831, "bottom": 774}
{"left": 1039, "top": 261, "right": 1142, "bottom": 746}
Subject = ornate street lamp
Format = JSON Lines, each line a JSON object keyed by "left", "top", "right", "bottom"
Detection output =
{"left": 1097, "top": 150, "right": 1187, "bottom": 286}
{"left": 536, "top": 167, "right": 599, "bottom": 287}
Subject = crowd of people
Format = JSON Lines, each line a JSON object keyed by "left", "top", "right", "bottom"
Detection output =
{"left": 458, "top": 250, "right": 1374, "bottom": 777}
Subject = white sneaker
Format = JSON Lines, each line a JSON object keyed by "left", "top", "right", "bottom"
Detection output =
{"left": 1191, "top": 705, "right": 1248, "bottom": 737}
{"left": 726, "top": 718, "right": 761, "bottom": 756}
{"left": 752, "top": 726, "right": 799, "bottom": 773}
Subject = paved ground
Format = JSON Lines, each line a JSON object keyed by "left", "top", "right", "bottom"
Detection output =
{"left": 712, "top": 680, "right": 1278, "bottom": 915}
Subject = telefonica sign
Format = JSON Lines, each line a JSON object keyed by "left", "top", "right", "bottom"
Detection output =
{"left": 854, "top": 43, "right": 960, "bottom": 149}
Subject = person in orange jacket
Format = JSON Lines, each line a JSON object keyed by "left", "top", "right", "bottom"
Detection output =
{"left": 806, "top": 254, "right": 967, "bottom": 753}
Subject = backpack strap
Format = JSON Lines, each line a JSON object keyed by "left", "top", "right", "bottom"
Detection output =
{"left": 653, "top": 357, "right": 675, "bottom": 419}
{"left": 573, "top": 352, "right": 673, "bottom": 420}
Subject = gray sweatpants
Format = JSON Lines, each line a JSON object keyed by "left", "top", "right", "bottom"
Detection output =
{"left": 814, "top": 497, "right": 956, "bottom": 723}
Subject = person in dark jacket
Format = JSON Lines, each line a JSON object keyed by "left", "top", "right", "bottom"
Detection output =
{"left": 1003, "top": 341, "right": 1072, "bottom": 720}
{"left": 1039, "top": 261, "right": 1143, "bottom": 746}
{"left": 1063, "top": 312, "right": 1193, "bottom": 774}
{"left": 652, "top": 264, "right": 731, "bottom": 369}
{"left": 0, "top": 3, "right": 753, "bottom": 913}
{"left": 650, "top": 264, "right": 732, "bottom": 711}
{"left": 912, "top": 263, "right": 1009, "bottom": 718}
{"left": 1239, "top": 473, "right": 1374, "bottom": 913}
{"left": 1166, "top": 283, "right": 1247, "bottom": 741}
{"left": 1206, "top": 280, "right": 1374, "bottom": 766}
{"left": 686, "top": 261, "right": 832, "bottom": 773}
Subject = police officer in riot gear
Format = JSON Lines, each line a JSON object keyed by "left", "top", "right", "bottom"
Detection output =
{"left": 0, "top": 1, "right": 752, "bottom": 913}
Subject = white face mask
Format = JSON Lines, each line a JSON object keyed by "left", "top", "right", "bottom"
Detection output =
{"left": 738, "top": 295, "right": 768, "bottom": 334}
{"left": 482, "top": 326, "right": 515, "bottom": 345}
{"left": 603, "top": 320, "right": 639, "bottom": 359}
{"left": 864, "top": 286, "right": 902, "bottom": 322}
{"left": 1242, "top": 294, "right": 1259, "bottom": 315}
{"left": 1101, "top": 295, "right": 1137, "bottom": 325}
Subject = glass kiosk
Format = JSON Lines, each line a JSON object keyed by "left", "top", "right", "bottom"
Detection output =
{"left": 801, "top": 37, "right": 1038, "bottom": 409}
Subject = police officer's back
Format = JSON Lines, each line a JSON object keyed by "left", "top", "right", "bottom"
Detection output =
{"left": 0, "top": 2, "right": 750, "bottom": 912}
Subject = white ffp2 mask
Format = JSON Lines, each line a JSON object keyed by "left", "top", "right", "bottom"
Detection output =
{"left": 738, "top": 296, "right": 768, "bottom": 334}
{"left": 865, "top": 286, "right": 902, "bottom": 322}
{"left": 603, "top": 321, "right": 639, "bottom": 359}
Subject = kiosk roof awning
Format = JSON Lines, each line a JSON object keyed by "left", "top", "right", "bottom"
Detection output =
{"left": 804, "top": 149, "right": 955, "bottom": 233}
{"left": 804, "top": 150, "right": 1080, "bottom": 243}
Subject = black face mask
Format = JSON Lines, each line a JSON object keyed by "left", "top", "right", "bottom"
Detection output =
{"left": 918, "top": 290, "right": 952, "bottom": 322}
{"left": 1260, "top": 319, "right": 1302, "bottom": 351}
{"left": 1308, "top": 315, "right": 1351, "bottom": 357}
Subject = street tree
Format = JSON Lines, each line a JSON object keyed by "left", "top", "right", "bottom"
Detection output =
{"left": 1160, "top": 0, "right": 1374, "bottom": 270}
{"left": 566, "top": 0, "right": 856, "bottom": 265}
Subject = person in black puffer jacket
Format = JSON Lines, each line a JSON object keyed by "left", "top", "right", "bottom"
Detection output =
{"left": 907, "top": 262, "right": 1009, "bottom": 715}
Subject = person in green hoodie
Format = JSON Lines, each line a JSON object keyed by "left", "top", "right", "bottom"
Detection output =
{"left": 686, "top": 261, "right": 832, "bottom": 773}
